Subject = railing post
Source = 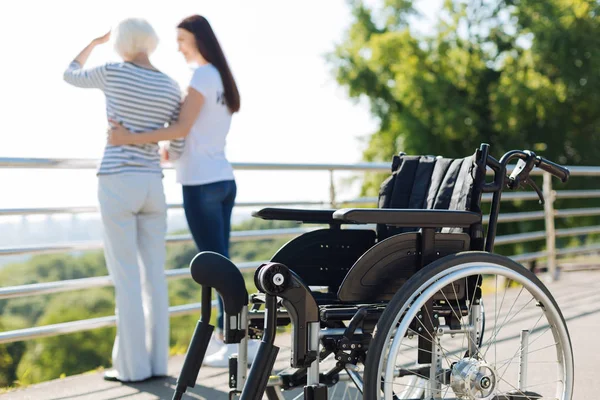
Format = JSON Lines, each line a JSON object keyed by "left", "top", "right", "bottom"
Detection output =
{"left": 543, "top": 172, "right": 558, "bottom": 281}
{"left": 329, "top": 170, "right": 337, "bottom": 208}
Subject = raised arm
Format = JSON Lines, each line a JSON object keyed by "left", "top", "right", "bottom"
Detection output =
{"left": 63, "top": 32, "right": 111, "bottom": 89}
{"left": 108, "top": 87, "right": 205, "bottom": 145}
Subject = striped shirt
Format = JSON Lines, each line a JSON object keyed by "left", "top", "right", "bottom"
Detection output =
{"left": 64, "top": 61, "right": 185, "bottom": 175}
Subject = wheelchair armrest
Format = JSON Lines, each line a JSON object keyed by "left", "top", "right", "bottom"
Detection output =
{"left": 252, "top": 207, "right": 339, "bottom": 224}
{"left": 332, "top": 208, "right": 481, "bottom": 228}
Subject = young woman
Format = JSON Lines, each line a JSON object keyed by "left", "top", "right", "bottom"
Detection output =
{"left": 64, "top": 18, "right": 184, "bottom": 381}
{"left": 108, "top": 15, "right": 255, "bottom": 368}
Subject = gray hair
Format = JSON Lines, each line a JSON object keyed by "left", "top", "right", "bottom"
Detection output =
{"left": 113, "top": 18, "right": 158, "bottom": 58}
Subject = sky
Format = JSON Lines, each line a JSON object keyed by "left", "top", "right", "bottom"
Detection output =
{"left": 0, "top": 0, "right": 442, "bottom": 212}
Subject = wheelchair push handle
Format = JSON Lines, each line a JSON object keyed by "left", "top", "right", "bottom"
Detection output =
{"left": 498, "top": 149, "right": 570, "bottom": 206}
{"left": 535, "top": 156, "right": 570, "bottom": 183}
{"left": 500, "top": 149, "right": 570, "bottom": 185}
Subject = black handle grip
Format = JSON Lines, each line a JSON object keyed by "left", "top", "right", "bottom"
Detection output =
{"left": 536, "top": 157, "right": 570, "bottom": 183}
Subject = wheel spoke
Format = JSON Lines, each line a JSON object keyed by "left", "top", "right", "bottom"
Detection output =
{"left": 368, "top": 262, "right": 572, "bottom": 400}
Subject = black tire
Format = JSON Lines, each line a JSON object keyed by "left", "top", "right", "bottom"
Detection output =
{"left": 363, "top": 251, "right": 573, "bottom": 400}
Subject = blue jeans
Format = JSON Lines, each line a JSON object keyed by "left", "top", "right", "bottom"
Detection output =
{"left": 182, "top": 180, "right": 237, "bottom": 332}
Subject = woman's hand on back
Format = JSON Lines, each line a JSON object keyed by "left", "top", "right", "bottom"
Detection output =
{"left": 107, "top": 119, "right": 135, "bottom": 146}
{"left": 160, "top": 145, "right": 170, "bottom": 164}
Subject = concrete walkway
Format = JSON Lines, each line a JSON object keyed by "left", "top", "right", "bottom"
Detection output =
{"left": 2, "top": 269, "right": 599, "bottom": 399}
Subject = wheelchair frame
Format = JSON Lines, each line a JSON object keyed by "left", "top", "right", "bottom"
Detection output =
{"left": 172, "top": 143, "right": 572, "bottom": 400}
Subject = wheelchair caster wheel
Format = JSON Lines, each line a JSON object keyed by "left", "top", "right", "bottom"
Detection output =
{"left": 256, "top": 263, "right": 291, "bottom": 294}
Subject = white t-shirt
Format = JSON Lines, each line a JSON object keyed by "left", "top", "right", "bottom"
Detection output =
{"left": 174, "top": 64, "right": 235, "bottom": 185}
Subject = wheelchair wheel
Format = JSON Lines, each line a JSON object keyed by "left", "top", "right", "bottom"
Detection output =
{"left": 363, "top": 252, "right": 574, "bottom": 400}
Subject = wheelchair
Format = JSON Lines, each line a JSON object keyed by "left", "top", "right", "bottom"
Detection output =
{"left": 173, "top": 144, "right": 574, "bottom": 400}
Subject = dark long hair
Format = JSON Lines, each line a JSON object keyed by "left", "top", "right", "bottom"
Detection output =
{"left": 178, "top": 15, "right": 240, "bottom": 113}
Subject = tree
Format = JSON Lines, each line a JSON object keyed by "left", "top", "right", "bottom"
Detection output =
{"left": 331, "top": 0, "right": 599, "bottom": 176}
{"left": 330, "top": 0, "right": 599, "bottom": 253}
{"left": 14, "top": 290, "right": 116, "bottom": 385}
{"left": 0, "top": 317, "right": 27, "bottom": 388}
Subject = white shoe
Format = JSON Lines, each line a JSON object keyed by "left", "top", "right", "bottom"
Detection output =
{"left": 203, "top": 343, "right": 237, "bottom": 368}
{"left": 205, "top": 335, "right": 224, "bottom": 357}
{"left": 203, "top": 339, "right": 262, "bottom": 368}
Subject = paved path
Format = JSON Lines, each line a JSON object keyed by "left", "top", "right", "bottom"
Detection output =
{"left": 2, "top": 269, "right": 598, "bottom": 399}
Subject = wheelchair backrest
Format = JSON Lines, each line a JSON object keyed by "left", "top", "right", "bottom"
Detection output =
{"left": 377, "top": 152, "right": 485, "bottom": 245}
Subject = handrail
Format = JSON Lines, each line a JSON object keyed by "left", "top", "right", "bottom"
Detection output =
{"left": 0, "top": 227, "right": 318, "bottom": 256}
{"left": 0, "top": 302, "right": 214, "bottom": 344}
{"left": 1, "top": 157, "right": 599, "bottom": 345}
{"left": 2, "top": 203, "right": 599, "bottom": 257}
{"left": 0, "top": 261, "right": 264, "bottom": 301}
{"left": 2, "top": 156, "right": 600, "bottom": 176}
{"left": 2, "top": 191, "right": 600, "bottom": 219}
{"left": 0, "top": 157, "right": 392, "bottom": 171}
{"left": 0, "top": 201, "right": 330, "bottom": 217}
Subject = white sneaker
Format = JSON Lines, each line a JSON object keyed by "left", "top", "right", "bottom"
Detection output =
{"left": 205, "top": 335, "right": 224, "bottom": 357}
{"left": 203, "top": 343, "right": 237, "bottom": 368}
{"left": 203, "top": 339, "right": 262, "bottom": 368}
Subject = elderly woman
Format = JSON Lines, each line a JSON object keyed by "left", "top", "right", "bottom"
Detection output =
{"left": 108, "top": 15, "right": 261, "bottom": 368}
{"left": 63, "top": 18, "right": 183, "bottom": 382}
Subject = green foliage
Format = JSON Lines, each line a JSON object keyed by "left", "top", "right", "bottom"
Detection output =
{"left": 14, "top": 290, "right": 116, "bottom": 386}
{"left": 330, "top": 0, "right": 600, "bottom": 254}
{"left": 332, "top": 0, "right": 599, "bottom": 167}
{"left": 0, "top": 317, "right": 27, "bottom": 387}
{"left": 0, "top": 217, "right": 299, "bottom": 388}
{"left": 0, "top": 252, "right": 107, "bottom": 288}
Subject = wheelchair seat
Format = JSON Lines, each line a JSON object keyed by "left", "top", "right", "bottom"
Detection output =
{"left": 253, "top": 150, "right": 486, "bottom": 304}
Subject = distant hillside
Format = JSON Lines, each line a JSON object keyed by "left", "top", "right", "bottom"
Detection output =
{"left": 0, "top": 209, "right": 251, "bottom": 268}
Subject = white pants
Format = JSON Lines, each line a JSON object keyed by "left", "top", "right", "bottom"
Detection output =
{"left": 98, "top": 173, "right": 169, "bottom": 381}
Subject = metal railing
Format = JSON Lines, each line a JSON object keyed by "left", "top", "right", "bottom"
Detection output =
{"left": 1, "top": 157, "right": 599, "bottom": 345}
